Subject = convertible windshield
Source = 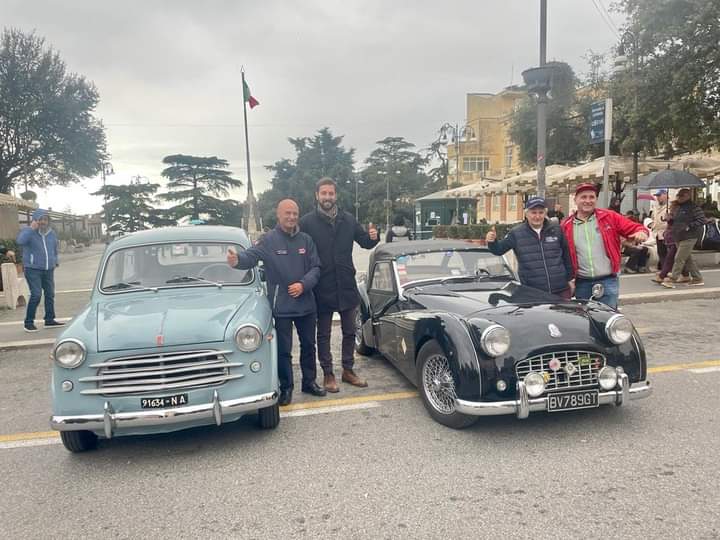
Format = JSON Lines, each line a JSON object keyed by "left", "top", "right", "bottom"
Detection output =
{"left": 100, "top": 242, "right": 253, "bottom": 292}
{"left": 396, "top": 250, "right": 512, "bottom": 286}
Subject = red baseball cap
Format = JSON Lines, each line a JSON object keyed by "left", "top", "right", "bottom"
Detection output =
{"left": 574, "top": 182, "right": 599, "bottom": 196}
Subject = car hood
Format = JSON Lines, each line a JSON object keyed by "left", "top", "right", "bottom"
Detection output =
{"left": 96, "top": 289, "right": 256, "bottom": 352}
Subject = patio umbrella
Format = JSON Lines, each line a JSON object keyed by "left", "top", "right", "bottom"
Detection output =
{"left": 637, "top": 169, "right": 706, "bottom": 190}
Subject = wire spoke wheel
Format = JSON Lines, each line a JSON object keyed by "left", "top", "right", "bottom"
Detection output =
{"left": 422, "top": 353, "right": 458, "bottom": 414}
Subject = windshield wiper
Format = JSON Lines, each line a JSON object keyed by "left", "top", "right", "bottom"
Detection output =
{"left": 165, "top": 275, "right": 222, "bottom": 288}
{"left": 103, "top": 281, "right": 154, "bottom": 292}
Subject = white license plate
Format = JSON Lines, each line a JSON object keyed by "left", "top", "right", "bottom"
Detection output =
{"left": 140, "top": 394, "right": 188, "bottom": 409}
{"left": 547, "top": 390, "right": 599, "bottom": 412}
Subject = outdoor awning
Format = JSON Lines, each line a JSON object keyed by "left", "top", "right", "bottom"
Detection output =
{"left": 0, "top": 193, "right": 37, "bottom": 211}
{"left": 669, "top": 153, "right": 720, "bottom": 179}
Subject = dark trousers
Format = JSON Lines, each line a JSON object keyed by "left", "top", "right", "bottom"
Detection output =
{"left": 317, "top": 307, "right": 357, "bottom": 374}
{"left": 275, "top": 313, "right": 318, "bottom": 392}
{"left": 24, "top": 268, "right": 55, "bottom": 325}
{"left": 624, "top": 246, "right": 649, "bottom": 271}
{"left": 656, "top": 238, "right": 667, "bottom": 270}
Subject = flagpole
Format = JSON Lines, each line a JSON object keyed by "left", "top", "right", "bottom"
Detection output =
{"left": 241, "top": 69, "right": 258, "bottom": 235}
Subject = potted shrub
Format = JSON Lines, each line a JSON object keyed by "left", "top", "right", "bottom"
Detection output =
{"left": 447, "top": 225, "right": 459, "bottom": 239}
{"left": 433, "top": 225, "right": 448, "bottom": 239}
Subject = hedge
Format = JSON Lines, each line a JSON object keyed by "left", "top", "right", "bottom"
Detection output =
{"left": 433, "top": 222, "right": 517, "bottom": 241}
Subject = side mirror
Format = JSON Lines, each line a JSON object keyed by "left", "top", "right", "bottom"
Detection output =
{"left": 590, "top": 283, "right": 605, "bottom": 301}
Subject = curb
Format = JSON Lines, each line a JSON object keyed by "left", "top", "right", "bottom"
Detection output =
{"left": 0, "top": 338, "right": 56, "bottom": 351}
{"left": 620, "top": 286, "right": 720, "bottom": 305}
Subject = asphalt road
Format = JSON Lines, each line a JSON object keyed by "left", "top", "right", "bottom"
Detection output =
{"left": 1, "top": 242, "right": 720, "bottom": 538}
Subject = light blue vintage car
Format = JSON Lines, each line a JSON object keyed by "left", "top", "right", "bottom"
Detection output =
{"left": 50, "top": 226, "right": 279, "bottom": 452}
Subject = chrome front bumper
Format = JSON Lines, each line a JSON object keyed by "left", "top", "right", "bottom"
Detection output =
{"left": 455, "top": 373, "right": 652, "bottom": 419}
{"left": 51, "top": 390, "right": 278, "bottom": 438}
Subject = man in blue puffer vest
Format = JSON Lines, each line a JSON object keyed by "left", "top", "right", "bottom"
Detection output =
{"left": 226, "top": 199, "right": 324, "bottom": 406}
{"left": 16, "top": 208, "right": 65, "bottom": 332}
{"left": 485, "top": 197, "right": 575, "bottom": 299}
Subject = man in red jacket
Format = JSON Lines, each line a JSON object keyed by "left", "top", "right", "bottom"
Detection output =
{"left": 561, "top": 183, "right": 648, "bottom": 308}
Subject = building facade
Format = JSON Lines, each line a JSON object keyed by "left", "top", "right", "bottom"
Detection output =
{"left": 447, "top": 87, "right": 526, "bottom": 186}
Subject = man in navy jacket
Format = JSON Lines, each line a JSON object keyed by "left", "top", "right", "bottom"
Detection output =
{"left": 16, "top": 208, "right": 64, "bottom": 332}
{"left": 227, "top": 199, "right": 324, "bottom": 406}
{"left": 486, "top": 197, "right": 575, "bottom": 298}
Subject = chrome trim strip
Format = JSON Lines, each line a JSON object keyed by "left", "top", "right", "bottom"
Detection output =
{"left": 79, "top": 374, "right": 245, "bottom": 395}
{"left": 51, "top": 391, "right": 279, "bottom": 434}
{"left": 455, "top": 380, "right": 652, "bottom": 417}
{"left": 79, "top": 362, "right": 243, "bottom": 383}
{"left": 212, "top": 390, "right": 222, "bottom": 426}
{"left": 89, "top": 350, "right": 233, "bottom": 368}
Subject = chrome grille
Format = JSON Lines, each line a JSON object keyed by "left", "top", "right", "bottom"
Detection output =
{"left": 80, "top": 350, "right": 243, "bottom": 395}
{"left": 515, "top": 350, "right": 605, "bottom": 393}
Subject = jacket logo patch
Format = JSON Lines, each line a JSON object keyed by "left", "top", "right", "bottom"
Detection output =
{"left": 276, "top": 249, "right": 288, "bottom": 255}
{"left": 545, "top": 236, "right": 558, "bottom": 243}
{"left": 298, "top": 248, "right": 306, "bottom": 254}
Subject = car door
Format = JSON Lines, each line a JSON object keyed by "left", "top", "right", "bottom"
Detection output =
{"left": 366, "top": 261, "right": 400, "bottom": 359}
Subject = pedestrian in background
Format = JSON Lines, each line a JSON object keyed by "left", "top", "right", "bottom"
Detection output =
{"left": 486, "top": 197, "right": 575, "bottom": 298}
{"left": 561, "top": 183, "right": 648, "bottom": 309}
{"left": 650, "top": 189, "right": 669, "bottom": 270}
{"left": 386, "top": 214, "right": 412, "bottom": 242}
{"left": 16, "top": 209, "right": 64, "bottom": 332}
{"left": 666, "top": 188, "right": 705, "bottom": 287}
{"left": 227, "top": 199, "right": 325, "bottom": 406}
{"left": 299, "top": 177, "right": 379, "bottom": 393}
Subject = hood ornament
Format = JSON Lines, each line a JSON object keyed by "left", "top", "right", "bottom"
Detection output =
{"left": 548, "top": 323, "right": 562, "bottom": 338}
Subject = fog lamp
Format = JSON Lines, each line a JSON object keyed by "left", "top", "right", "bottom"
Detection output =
{"left": 598, "top": 366, "right": 618, "bottom": 390}
{"left": 250, "top": 361, "right": 262, "bottom": 373}
{"left": 524, "top": 372, "right": 546, "bottom": 397}
{"left": 496, "top": 379, "right": 508, "bottom": 392}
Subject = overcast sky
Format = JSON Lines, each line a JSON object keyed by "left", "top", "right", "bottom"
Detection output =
{"left": 3, "top": 0, "right": 625, "bottom": 215}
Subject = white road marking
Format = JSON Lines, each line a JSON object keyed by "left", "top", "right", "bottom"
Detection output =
{"left": 689, "top": 367, "right": 720, "bottom": 374}
{"left": 0, "top": 437, "right": 61, "bottom": 450}
{"left": 0, "top": 317, "right": 72, "bottom": 327}
{"left": 0, "top": 338, "right": 56, "bottom": 349}
{"left": 56, "top": 288, "right": 92, "bottom": 294}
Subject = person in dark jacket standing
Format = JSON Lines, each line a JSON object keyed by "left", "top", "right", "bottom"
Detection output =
{"left": 16, "top": 208, "right": 64, "bottom": 332}
{"left": 299, "top": 178, "right": 379, "bottom": 393}
{"left": 386, "top": 215, "right": 412, "bottom": 242}
{"left": 227, "top": 199, "right": 325, "bottom": 406}
{"left": 485, "top": 197, "right": 575, "bottom": 298}
{"left": 667, "top": 188, "right": 705, "bottom": 286}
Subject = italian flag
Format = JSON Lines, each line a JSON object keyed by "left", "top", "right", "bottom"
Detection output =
{"left": 243, "top": 79, "right": 260, "bottom": 109}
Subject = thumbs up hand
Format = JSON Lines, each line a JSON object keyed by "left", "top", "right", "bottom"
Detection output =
{"left": 368, "top": 222, "right": 378, "bottom": 241}
{"left": 485, "top": 225, "right": 497, "bottom": 243}
{"left": 226, "top": 247, "right": 238, "bottom": 268}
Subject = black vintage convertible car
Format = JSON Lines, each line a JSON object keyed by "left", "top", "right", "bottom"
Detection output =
{"left": 355, "top": 240, "right": 652, "bottom": 428}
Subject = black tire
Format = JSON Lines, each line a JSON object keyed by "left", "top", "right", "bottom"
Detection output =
{"left": 416, "top": 340, "right": 478, "bottom": 429}
{"left": 60, "top": 430, "right": 98, "bottom": 453}
{"left": 354, "top": 307, "right": 375, "bottom": 356}
{"left": 257, "top": 403, "right": 280, "bottom": 429}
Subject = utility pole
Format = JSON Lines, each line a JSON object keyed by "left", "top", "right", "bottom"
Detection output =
{"left": 536, "top": 0, "right": 548, "bottom": 198}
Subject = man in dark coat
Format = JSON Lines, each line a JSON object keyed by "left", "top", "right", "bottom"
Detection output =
{"left": 667, "top": 188, "right": 705, "bottom": 286}
{"left": 227, "top": 199, "right": 324, "bottom": 406}
{"left": 486, "top": 197, "right": 575, "bottom": 298}
{"left": 299, "top": 178, "right": 379, "bottom": 392}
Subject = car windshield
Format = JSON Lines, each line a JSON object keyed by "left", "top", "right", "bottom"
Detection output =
{"left": 100, "top": 242, "right": 253, "bottom": 292}
{"left": 396, "top": 250, "right": 512, "bottom": 286}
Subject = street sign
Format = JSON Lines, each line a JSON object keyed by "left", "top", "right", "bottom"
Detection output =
{"left": 590, "top": 101, "right": 605, "bottom": 144}
{"left": 590, "top": 99, "right": 613, "bottom": 145}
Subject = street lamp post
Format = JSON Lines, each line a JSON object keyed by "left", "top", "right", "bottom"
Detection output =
{"left": 354, "top": 174, "right": 361, "bottom": 221}
{"left": 379, "top": 169, "right": 402, "bottom": 233}
{"left": 615, "top": 30, "right": 640, "bottom": 213}
{"left": 437, "top": 122, "right": 475, "bottom": 190}
{"left": 100, "top": 161, "right": 114, "bottom": 237}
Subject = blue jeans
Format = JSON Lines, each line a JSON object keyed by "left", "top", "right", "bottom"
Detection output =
{"left": 575, "top": 275, "right": 619, "bottom": 309}
{"left": 24, "top": 268, "right": 56, "bottom": 325}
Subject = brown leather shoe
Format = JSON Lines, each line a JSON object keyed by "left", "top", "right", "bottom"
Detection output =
{"left": 342, "top": 369, "right": 368, "bottom": 388}
{"left": 324, "top": 373, "right": 339, "bottom": 393}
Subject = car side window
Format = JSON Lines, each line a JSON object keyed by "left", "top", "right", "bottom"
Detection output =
{"left": 370, "top": 262, "right": 395, "bottom": 292}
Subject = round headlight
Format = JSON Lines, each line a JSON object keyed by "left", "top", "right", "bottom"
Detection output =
{"left": 606, "top": 314, "right": 633, "bottom": 344}
{"left": 53, "top": 339, "right": 86, "bottom": 369}
{"left": 234, "top": 325, "right": 263, "bottom": 352}
{"left": 598, "top": 366, "right": 618, "bottom": 390}
{"left": 480, "top": 325, "right": 511, "bottom": 357}
{"left": 524, "top": 371, "right": 546, "bottom": 397}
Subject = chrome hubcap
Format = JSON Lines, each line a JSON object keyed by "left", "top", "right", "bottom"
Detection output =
{"left": 422, "top": 354, "right": 457, "bottom": 414}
